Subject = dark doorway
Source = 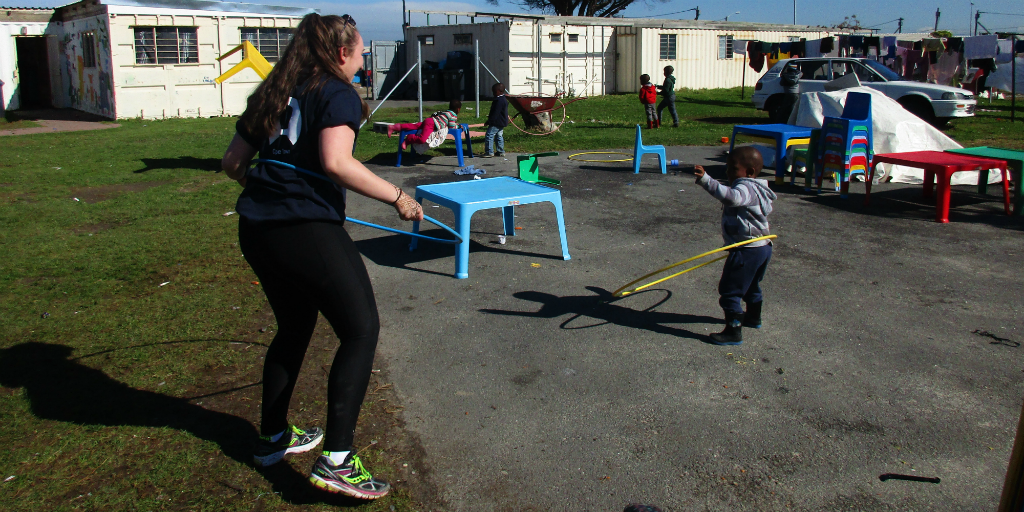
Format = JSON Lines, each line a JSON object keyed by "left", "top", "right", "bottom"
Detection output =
{"left": 15, "top": 37, "right": 52, "bottom": 109}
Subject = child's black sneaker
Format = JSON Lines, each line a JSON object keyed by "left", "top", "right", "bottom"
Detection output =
{"left": 253, "top": 425, "right": 323, "bottom": 467}
{"left": 309, "top": 453, "right": 391, "bottom": 500}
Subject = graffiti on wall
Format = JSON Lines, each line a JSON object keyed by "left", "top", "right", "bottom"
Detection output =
{"left": 60, "top": 17, "right": 114, "bottom": 117}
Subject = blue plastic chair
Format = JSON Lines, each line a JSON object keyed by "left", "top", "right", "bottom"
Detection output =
{"left": 633, "top": 125, "right": 667, "bottom": 174}
{"left": 396, "top": 123, "right": 474, "bottom": 167}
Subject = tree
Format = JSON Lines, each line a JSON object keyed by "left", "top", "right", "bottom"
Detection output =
{"left": 832, "top": 15, "right": 863, "bottom": 30}
{"left": 931, "top": 30, "right": 953, "bottom": 38}
{"left": 486, "top": 0, "right": 666, "bottom": 18}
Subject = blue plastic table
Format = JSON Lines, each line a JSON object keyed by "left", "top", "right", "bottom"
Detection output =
{"left": 396, "top": 123, "right": 474, "bottom": 168}
{"left": 409, "top": 177, "right": 570, "bottom": 279}
{"left": 729, "top": 124, "right": 814, "bottom": 185}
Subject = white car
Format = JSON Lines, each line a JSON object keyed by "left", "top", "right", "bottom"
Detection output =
{"left": 752, "top": 58, "right": 976, "bottom": 125}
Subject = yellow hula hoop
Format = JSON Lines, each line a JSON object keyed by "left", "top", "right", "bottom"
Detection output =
{"left": 612, "top": 235, "right": 778, "bottom": 298}
{"left": 567, "top": 151, "right": 634, "bottom": 163}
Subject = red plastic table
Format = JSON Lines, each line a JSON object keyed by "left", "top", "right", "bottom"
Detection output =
{"left": 865, "top": 151, "right": 1010, "bottom": 223}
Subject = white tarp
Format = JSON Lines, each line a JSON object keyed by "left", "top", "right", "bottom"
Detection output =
{"left": 786, "top": 87, "right": 1001, "bottom": 185}
{"left": 986, "top": 57, "right": 1023, "bottom": 94}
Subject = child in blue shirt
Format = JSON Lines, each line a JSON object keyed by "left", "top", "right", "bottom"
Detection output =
{"left": 483, "top": 83, "right": 509, "bottom": 157}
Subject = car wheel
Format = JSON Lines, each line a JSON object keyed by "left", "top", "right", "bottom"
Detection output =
{"left": 898, "top": 96, "right": 937, "bottom": 125}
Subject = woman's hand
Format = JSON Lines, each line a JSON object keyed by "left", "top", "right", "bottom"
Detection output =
{"left": 693, "top": 165, "right": 706, "bottom": 179}
{"left": 392, "top": 188, "right": 424, "bottom": 221}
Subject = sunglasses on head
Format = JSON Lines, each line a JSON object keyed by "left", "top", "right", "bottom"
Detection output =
{"left": 341, "top": 14, "right": 356, "bottom": 28}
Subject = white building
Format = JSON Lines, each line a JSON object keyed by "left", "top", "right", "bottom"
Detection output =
{"left": 1, "top": 8, "right": 61, "bottom": 112}
{"left": 403, "top": 13, "right": 837, "bottom": 97}
{"left": 1, "top": 0, "right": 314, "bottom": 119}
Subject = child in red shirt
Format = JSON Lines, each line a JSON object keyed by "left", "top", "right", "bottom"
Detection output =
{"left": 639, "top": 74, "right": 658, "bottom": 129}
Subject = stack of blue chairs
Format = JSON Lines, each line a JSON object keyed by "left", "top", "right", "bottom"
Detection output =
{"left": 814, "top": 92, "right": 873, "bottom": 198}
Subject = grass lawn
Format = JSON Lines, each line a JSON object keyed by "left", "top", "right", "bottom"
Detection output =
{"left": 0, "top": 118, "right": 42, "bottom": 130}
{"left": 357, "top": 88, "right": 1024, "bottom": 160}
{"left": 0, "top": 88, "right": 1020, "bottom": 510}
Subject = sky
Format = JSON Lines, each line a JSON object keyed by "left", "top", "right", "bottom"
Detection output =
{"left": 11, "top": 0, "right": 1024, "bottom": 43}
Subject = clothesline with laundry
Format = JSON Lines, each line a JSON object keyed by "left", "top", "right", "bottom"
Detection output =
{"left": 735, "top": 34, "right": 1022, "bottom": 88}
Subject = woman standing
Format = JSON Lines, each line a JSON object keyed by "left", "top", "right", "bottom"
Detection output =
{"left": 221, "top": 13, "right": 421, "bottom": 500}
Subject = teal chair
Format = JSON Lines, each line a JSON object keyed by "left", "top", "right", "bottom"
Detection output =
{"left": 633, "top": 125, "right": 666, "bottom": 174}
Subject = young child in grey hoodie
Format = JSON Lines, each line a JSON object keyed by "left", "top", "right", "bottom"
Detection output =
{"left": 693, "top": 146, "right": 777, "bottom": 345}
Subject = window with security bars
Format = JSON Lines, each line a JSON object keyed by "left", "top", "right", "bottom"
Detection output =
{"left": 134, "top": 27, "right": 198, "bottom": 64}
{"left": 240, "top": 27, "right": 294, "bottom": 62}
{"left": 659, "top": 34, "right": 676, "bottom": 60}
{"left": 718, "top": 35, "right": 734, "bottom": 59}
{"left": 81, "top": 31, "right": 97, "bottom": 67}
{"left": 453, "top": 33, "right": 472, "bottom": 45}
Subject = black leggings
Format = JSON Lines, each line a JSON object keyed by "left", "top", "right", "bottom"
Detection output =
{"left": 239, "top": 220, "right": 379, "bottom": 451}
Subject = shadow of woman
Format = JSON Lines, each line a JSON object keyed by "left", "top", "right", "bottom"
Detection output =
{"left": 0, "top": 342, "right": 367, "bottom": 507}
{"left": 479, "top": 286, "right": 720, "bottom": 343}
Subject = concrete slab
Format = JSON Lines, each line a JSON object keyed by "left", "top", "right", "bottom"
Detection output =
{"left": 348, "top": 146, "right": 1024, "bottom": 510}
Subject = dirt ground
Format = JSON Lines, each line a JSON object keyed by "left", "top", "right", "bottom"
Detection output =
{"left": 1, "top": 109, "right": 120, "bottom": 136}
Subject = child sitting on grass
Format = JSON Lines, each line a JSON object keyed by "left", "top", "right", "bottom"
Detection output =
{"left": 693, "top": 146, "right": 777, "bottom": 345}
{"left": 638, "top": 74, "right": 658, "bottom": 129}
{"left": 387, "top": 100, "right": 461, "bottom": 150}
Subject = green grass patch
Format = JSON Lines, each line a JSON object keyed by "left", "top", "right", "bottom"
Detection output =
{"left": 0, "top": 118, "right": 42, "bottom": 129}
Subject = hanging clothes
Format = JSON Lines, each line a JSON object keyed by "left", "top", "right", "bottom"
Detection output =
{"left": 805, "top": 38, "right": 822, "bottom": 58}
{"left": 904, "top": 49, "right": 929, "bottom": 79}
{"left": 883, "top": 36, "right": 897, "bottom": 49}
{"left": 921, "top": 38, "right": 943, "bottom": 52}
{"left": 819, "top": 36, "right": 834, "bottom": 54}
{"left": 733, "top": 39, "right": 748, "bottom": 55}
{"left": 791, "top": 40, "right": 806, "bottom": 58}
{"left": 927, "top": 51, "right": 960, "bottom": 85}
{"left": 964, "top": 35, "right": 998, "bottom": 60}
{"left": 865, "top": 36, "right": 880, "bottom": 52}
{"left": 838, "top": 35, "right": 850, "bottom": 56}
{"left": 945, "top": 37, "right": 963, "bottom": 53}
{"left": 996, "top": 40, "right": 1013, "bottom": 64}
{"left": 1017, "top": 40, "right": 1024, "bottom": 53}
{"left": 850, "top": 35, "right": 865, "bottom": 55}
{"left": 748, "top": 41, "right": 765, "bottom": 72}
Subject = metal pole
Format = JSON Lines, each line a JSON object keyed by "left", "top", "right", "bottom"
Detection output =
{"left": 360, "top": 63, "right": 419, "bottom": 128}
{"left": 793, "top": 0, "right": 796, "bottom": 25}
{"left": 418, "top": 39, "right": 423, "bottom": 122}
{"left": 934, "top": 8, "right": 941, "bottom": 32}
{"left": 741, "top": 52, "right": 747, "bottom": 99}
{"left": 536, "top": 21, "right": 542, "bottom": 95}
{"left": 479, "top": 61, "right": 500, "bottom": 83}
{"left": 475, "top": 39, "right": 481, "bottom": 119}
{"left": 1012, "top": 42, "right": 1017, "bottom": 123}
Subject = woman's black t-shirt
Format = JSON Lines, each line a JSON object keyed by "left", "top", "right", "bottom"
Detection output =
{"left": 235, "top": 76, "right": 362, "bottom": 225}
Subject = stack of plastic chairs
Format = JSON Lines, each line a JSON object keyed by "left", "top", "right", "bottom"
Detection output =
{"left": 814, "top": 92, "right": 873, "bottom": 198}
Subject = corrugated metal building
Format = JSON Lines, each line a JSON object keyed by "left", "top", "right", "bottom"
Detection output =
{"left": 2, "top": 0, "right": 314, "bottom": 119}
{"left": 404, "top": 14, "right": 835, "bottom": 97}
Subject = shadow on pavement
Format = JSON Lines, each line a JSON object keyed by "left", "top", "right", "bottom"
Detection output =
{"left": 479, "top": 286, "right": 719, "bottom": 343}
{"left": 355, "top": 231, "right": 569, "bottom": 278}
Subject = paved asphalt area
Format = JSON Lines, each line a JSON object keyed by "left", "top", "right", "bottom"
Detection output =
{"left": 347, "top": 145, "right": 1023, "bottom": 511}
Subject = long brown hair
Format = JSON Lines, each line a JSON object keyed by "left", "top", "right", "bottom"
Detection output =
{"left": 239, "top": 13, "right": 368, "bottom": 139}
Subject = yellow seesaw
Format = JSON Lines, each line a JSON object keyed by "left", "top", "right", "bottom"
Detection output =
{"left": 612, "top": 235, "right": 778, "bottom": 298}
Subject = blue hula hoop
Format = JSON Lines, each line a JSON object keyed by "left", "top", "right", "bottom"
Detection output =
{"left": 250, "top": 159, "right": 461, "bottom": 245}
